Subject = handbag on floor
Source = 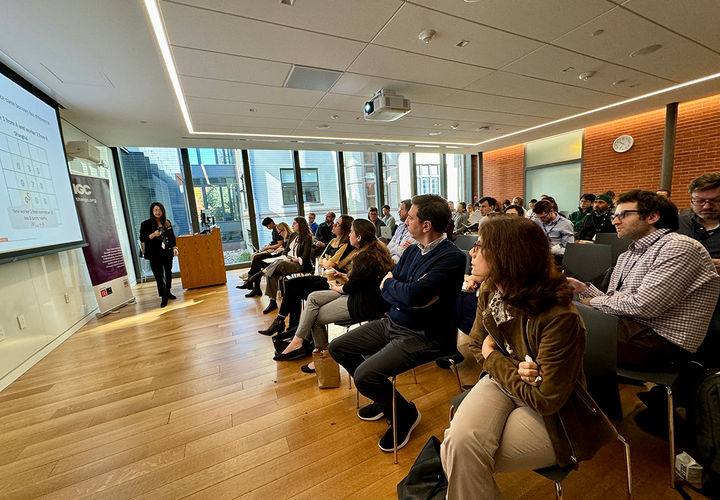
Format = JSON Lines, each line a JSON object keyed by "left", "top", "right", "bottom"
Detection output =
{"left": 397, "top": 435, "right": 448, "bottom": 500}
{"left": 312, "top": 349, "right": 340, "bottom": 388}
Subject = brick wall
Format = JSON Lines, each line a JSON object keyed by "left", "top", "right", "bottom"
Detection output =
{"left": 482, "top": 144, "right": 524, "bottom": 203}
{"left": 481, "top": 93, "right": 720, "bottom": 209}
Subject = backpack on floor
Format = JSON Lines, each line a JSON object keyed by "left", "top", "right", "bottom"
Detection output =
{"left": 687, "top": 367, "right": 720, "bottom": 498}
{"left": 397, "top": 436, "right": 447, "bottom": 500}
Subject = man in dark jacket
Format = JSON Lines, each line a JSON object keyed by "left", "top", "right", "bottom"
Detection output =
{"left": 568, "top": 193, "right": 595, "bottom": 233}
{"left": 577, "top": 193, "right": 615, "bottom": 241}
{"left": 330, "top": 194, "right": 466, "bottom": 453}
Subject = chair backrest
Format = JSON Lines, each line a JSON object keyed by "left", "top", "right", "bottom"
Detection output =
{"left": 562, "top": 243, "right": 612, "bottom": 289}
{"left": 575, "top": 303, "right": 623, "bottom": 421}
{"left": 593, "top": 233, "right": 632, "bottom": 265}
{"left": 461, "top": 249, "right": 471, "bottom": 274}
{"left": 455, "top": 234, "right": 477, "bottom": 251}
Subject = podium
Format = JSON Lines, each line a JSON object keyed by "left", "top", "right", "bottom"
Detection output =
{"left": 176, "top": 228, "right": 227, "bottom": 289}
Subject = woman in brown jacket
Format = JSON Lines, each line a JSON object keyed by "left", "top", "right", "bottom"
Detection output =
{"left": 441, "top": 216, "right": 616, "bottom": 499}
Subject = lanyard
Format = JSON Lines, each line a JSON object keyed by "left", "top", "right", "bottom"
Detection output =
{"left": 543, "top": 218, "right": 559, "bottom": 236}
{"left": 615, "top": 232, "right": 665, "bottom": 291}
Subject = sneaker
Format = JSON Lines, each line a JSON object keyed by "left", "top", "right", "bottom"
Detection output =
{"left": 378, "top": 403, "right": 421, "bottom": 453}
{"left": 357, "top": 403, "right": 385, "bottom": 421}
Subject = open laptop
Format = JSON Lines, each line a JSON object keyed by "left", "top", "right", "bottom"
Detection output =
{"left": 380, "top": 225, "right": 393, "bottom": 240}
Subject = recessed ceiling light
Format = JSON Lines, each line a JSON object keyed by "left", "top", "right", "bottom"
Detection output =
{"left": 476, "top": 126, "right": 490, "bottom": 132}
{"left": 418, "top": 29, "right": 436, "bottom": 43}
{"left": 456, "top": 40, "right": 469, "bottom": 48}
{"left": 429, "top": 131, "right": 442, "bottom": 136}
{"left": 592, "top": 30, "right": 605, "bottom": 36}
{"left": 578, "top": 71, "right": 596, "bottom": 81}
{"left": 330, "top": 115, "right": 339, "bottom": 120}
{"left": 613, "top": 79, "right": 626, "bottom": 86}
{"left": 463, "top": 0, "right": 482, "bottom": 3}
{"left": 451, "top": 124, "right": 459, "bottom": 130}
{"left": 631, "top": 44, "right": 662, "bottom": 57}
{"left": 434, "top": 123, "right": 442, "bottom": 127}
{"left": 316, "top": 124, "right": 330, "bottom": 129}
{"left": 249, "top": 108, "right": 257, "bottom": 112}
{"left": 140, "top": 120, "right": 147, "bottom": 124}
{"left": 562, "top": 67, "right": 574, "bottom": 73}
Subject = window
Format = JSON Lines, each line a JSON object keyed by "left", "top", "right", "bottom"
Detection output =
{"left": 525, "top": 131, "right": 583, "bottom": 213}
{"left": 279, "top": 168, "right": 322, "bottom": 204}
{"left": 416, "top": 153, "right": 441, "bottom": 195}
{"left": 343, "top": 152, "right": 379, "bottom": 219}
{"left": 382, "top": 153, "right": 412, "bottom": 210}
{"left": 280, "top": 168, "right": 297, "bottom": 205}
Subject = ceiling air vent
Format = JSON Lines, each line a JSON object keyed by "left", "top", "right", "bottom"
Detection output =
{"left": 284, "top": 65, "right": 342, "bottom": 92}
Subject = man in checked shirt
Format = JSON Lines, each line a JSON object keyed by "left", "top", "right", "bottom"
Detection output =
{"left": 567, "top": 189, "right": 720, "bottom": 371}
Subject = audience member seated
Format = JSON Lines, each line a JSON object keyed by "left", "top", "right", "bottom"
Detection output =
{"left": 308, "top": 212, "right": 318, "bottom": 235}
{"left": 258, "top": 215, "right": 357, "bottom": 337}
{"left": 314, "top": 212, "right": 335, "bottom": 249}
{"left": 526, "top": 199, "right": 538, "bottom": 220}
{"left": 474, "top": 196, "right": 497, "bottom": 224}
{"left": 238, "top": 217, "right": 285, "bottom": 293}
{"left": 577, "top": 193, "right": 615, "bottom": 241}
{"left": 329, "top": 194, "right": 466, "bottom": 452}
{"left": 540, "top": 195, "right": 559, "bottom": 213}
{"left": 504, "top": 204, "right": 525, "bottom": 217}
{"left": 502, "top": 199, "right": 511, "bottom": 210}
{"left": 453, "top": 202, "right": 471, "bottom": 234}
{"left": 512, "top": 196, "right": 524, "bottom": 209}
{"left": 245, "top": 218, "right": 313, "bottom": 314}
{"left": 381, "top": 205, "right": 396, "bottom": 234}
{"left": 532, "top": 200, "right": 574, "bottom": 259}
{"left": 568, "top": 190, "right": 720, "bottom": 371}
{"left": 441, "top": 216, "right": 617, "bottom": 500}
{"left": 656, "top": 189, "right": 671, "bottom": 198}
{"left": 368, "top": 206, "right": 387, "bottom": 239}
{"left": 387, "top": 199, "right": 417, "bottom": 263}
{"left": 568, "top": 193, "right": 595, "bottom": 233}
{"left": 275, "top": 219, "right": 394, "bottom": 372}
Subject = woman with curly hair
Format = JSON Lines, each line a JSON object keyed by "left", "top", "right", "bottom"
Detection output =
{"left": 441, "top": 216, "right": 617, "bottom": 499}
{"left": 275, "top": 219, "right": 394, "bottom": 372}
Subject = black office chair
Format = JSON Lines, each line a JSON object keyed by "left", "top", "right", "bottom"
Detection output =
{"left": 593, "top": 233, "right": 632, "bottom": 266}
{"left": 562, "top": 243, "right": 612, "bottom": 289}
{"left": 454, "top": 234, "right": 477, "bottom": 251}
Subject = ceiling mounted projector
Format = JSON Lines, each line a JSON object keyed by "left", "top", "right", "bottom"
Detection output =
{"left": 364, "top": 89, "right": 411, "bottom": 122}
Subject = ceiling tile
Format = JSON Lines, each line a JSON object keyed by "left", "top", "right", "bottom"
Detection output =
{"left": 502, "top": 45, "right": 674, "bottom": 97}
{"left": 465, "top": 71, "right": 620, "bottom": 109}
{"left": 414, "top": 106, "right": 546, "bottom": 128}
{"left": 437, "top": 91, "right": 587, "bottom": 118}
{"left": 191, "top": 112, "right": 304, "bottom": 129}
{"left": 373, "top": 3, "right": 543, "bottom": 69}
{"left": 173, "top": 47, "right": 291, "bottom": 86}
{"left": 161, "top": 1, "right": 366, "bottom": 70}
{"left": 330, "top": 73, "right": 458, "bottom": 104}
{"left": 294, "top": 120, "right": 390, "bottom": 134}
{"left": 347, "top": 45, "right": 492, "bottom": 89}
{"left": 187, "top": 97, "right": 312, "bottom": 120}
{"left": 409, "top": 0, "right": 615, "bottom": 42}
{"left": 553, "top": 7, "right": 720, "bottom": 82}
{"left": 624, "top": 0, "right": 720, "bottom": 53}
{"left": 181, "top": 76, "right": 325, "bottom": 107}
{"left": 167, "top": 0, "right": 403, "bottom": 42}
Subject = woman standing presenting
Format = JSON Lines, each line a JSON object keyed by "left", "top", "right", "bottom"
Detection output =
{"left": 140, "top": 202, "right": 178, "bottom": 308}
{"left": 441, "top": 216, "right": 616, "bottom": 499}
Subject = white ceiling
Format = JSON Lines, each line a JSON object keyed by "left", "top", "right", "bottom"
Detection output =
{"left": 1, "top": 0, "right": 719, "bottom": 153}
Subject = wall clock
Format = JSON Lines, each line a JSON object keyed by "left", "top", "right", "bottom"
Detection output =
{"left": 613, "top": 135, "right": 634, "bottom": 153}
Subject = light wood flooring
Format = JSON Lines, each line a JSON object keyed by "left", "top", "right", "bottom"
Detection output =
{"left": 0, "top": 270, "right": 711, "bottom": 499}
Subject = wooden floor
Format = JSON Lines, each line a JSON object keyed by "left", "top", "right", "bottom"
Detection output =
{"left": 0, "top": 269, "right": 711, "bottom": 499}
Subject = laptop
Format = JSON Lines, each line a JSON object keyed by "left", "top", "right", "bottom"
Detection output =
{"left": 380, "top": 225, "right": 393, "bottom": 240}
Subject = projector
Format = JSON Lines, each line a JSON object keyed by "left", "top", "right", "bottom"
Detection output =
{"left": 364, "top": 89, "right": 410, "bottom": 122}
{"left": 66, "top": 141, "right": 102, "bottom": 164}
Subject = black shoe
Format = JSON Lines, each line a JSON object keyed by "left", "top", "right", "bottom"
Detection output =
{"left": 378, "top": 403, "right": 421, "bottom": 453}
{"left": 245, "top": 290, "right": 262, "bottom": 298}
{"left": 259, "top": 317, "right": 285, "bottom": 336}
{"left": 273, "top": 347, "right": 310, "bottom": 361}
{"left": 237, "top": 281, "right": 254, "bottom": 290}
{"left": 160, "top": 297, "right": 168, "bottom": 308}
{"left": 263, "top": 300, "right": 278, "bottom": 314}
{"left": 166, "top": 292, "right": 177, "bottom": 300}
{"left": 301, "top": 364, "right": 316, "bottom": 374}
{"left": 357, "top": 403, "right": 385, "bottom": 421}
{"left": 273, "top": 339, "right": 291, "bottom": 355}
{"left": 436, "top": 351, "right": 465, "bottom": 369}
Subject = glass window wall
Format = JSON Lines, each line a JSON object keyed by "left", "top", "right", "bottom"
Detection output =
{"left": 415, "top": 153, "right": 441, "bottom": 195}
{"left": 298, "top": 150, "right": 341, "bottom": 218}
{"left": 382, "top": 153, "right": 412, "bottom": 210}
{"left": 446, "top": 154, "right": 467, "bottom": 206}
{"left": 343, "top": 152, "right": 378, "bottom": 220}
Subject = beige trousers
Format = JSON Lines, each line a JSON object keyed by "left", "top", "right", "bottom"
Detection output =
{"left": 441, "top": 375, "right": 557, "bottom": 499}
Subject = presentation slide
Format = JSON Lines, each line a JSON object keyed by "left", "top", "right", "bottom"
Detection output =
{"left": 0, "top": 68, "right": 84, "bottom": 259}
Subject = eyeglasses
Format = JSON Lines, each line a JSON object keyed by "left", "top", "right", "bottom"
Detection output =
{"left": 536, "top": 212, "right": 553, "bottom": 221}
{"left": 691, "top": 197, "right": 720, "bottom": 207}
{"left": 611, "top": 210, "right": 641, "bottom": 221}
{"left": 473, "top": 241, "right": 484, "bottom": 250}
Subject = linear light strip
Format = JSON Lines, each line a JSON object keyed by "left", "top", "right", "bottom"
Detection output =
{"left": 144, "top": 0, "right": 194, "bottom": 133}
{"left": 475, "top": 71, "right": 720, "bottom": 147}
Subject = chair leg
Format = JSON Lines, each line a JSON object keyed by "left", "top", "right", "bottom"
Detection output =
{"left": 554, "top": 481, "right": 563, "bottom": 500}
{"left": 666, "top": 385, "right": 676, "bottom": 489}
{"left": 412, "top": 368, "right": 417, "bottom": 384}
{"left": 393, "top": 375, "right": 398, "bottom": 464}
{"left": 618, "top": 434, "right": 633, "bottom": 500}
{"left": 448, "top": 359, "right": 463, "bottom": 394}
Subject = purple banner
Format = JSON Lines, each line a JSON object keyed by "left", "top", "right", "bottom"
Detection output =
{"left": 71, "top": 174, "right": 127, "bottom": 286}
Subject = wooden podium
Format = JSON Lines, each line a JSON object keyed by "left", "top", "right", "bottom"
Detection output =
{"left": 176, "top": 228, "right": 227, "bottom": 289}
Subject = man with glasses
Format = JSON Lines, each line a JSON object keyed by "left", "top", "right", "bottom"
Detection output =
{"left": 577, "top": 193, "right": 615, "bottom": 241}
{"left": 387, "top": 199, "right": 416, "bottom": 263}
{"left": 532, "top": 199, "right": 574, "bottom": 259}
{"left": 679, "top": 173, "right": 720, "bottom": 273}
{"left": 567, "top": 190, "right": 720, "bottom": 370}
{"left": 314, "top": 211, "right": 335, "bottom": 249}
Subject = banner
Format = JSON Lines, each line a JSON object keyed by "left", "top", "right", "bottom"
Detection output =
{"left": 71, "top": 173, "right": 134, "bottom": 315}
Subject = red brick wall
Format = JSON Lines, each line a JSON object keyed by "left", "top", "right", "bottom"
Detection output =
{"left": 482, "top": 144, "right": 524, "bottom": 203}
{"left": 582, "top": 108, "right": 666, "bottom": 198}
{"left": 672, "top": 95, "right": 720, "bottom": 205}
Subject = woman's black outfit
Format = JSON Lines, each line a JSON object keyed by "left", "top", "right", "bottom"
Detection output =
{"left": 140, "top": 218, "right": 177, "bottom": 302}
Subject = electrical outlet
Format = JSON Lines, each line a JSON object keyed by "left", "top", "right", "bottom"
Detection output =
{"left": 0, "top": 325, "right": 5, "bottom": 341}
{"left": 64, "top": 293, "right": 70, "bottom": 304}
{"left": 17, "top": 314, "right": 26, "bottom": 330}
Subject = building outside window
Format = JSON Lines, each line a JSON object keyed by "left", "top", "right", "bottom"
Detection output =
{"left": 343, "top": 152, "right": 378, "bottom": 220}
{"left": 382, "top": 152, "right": 412, "bottom": 211}
{"left": 446, "top": 154, "right": 467, "bottom": 206}
{"left": 415, "top": 153, "right": 441, "bottom": 195}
